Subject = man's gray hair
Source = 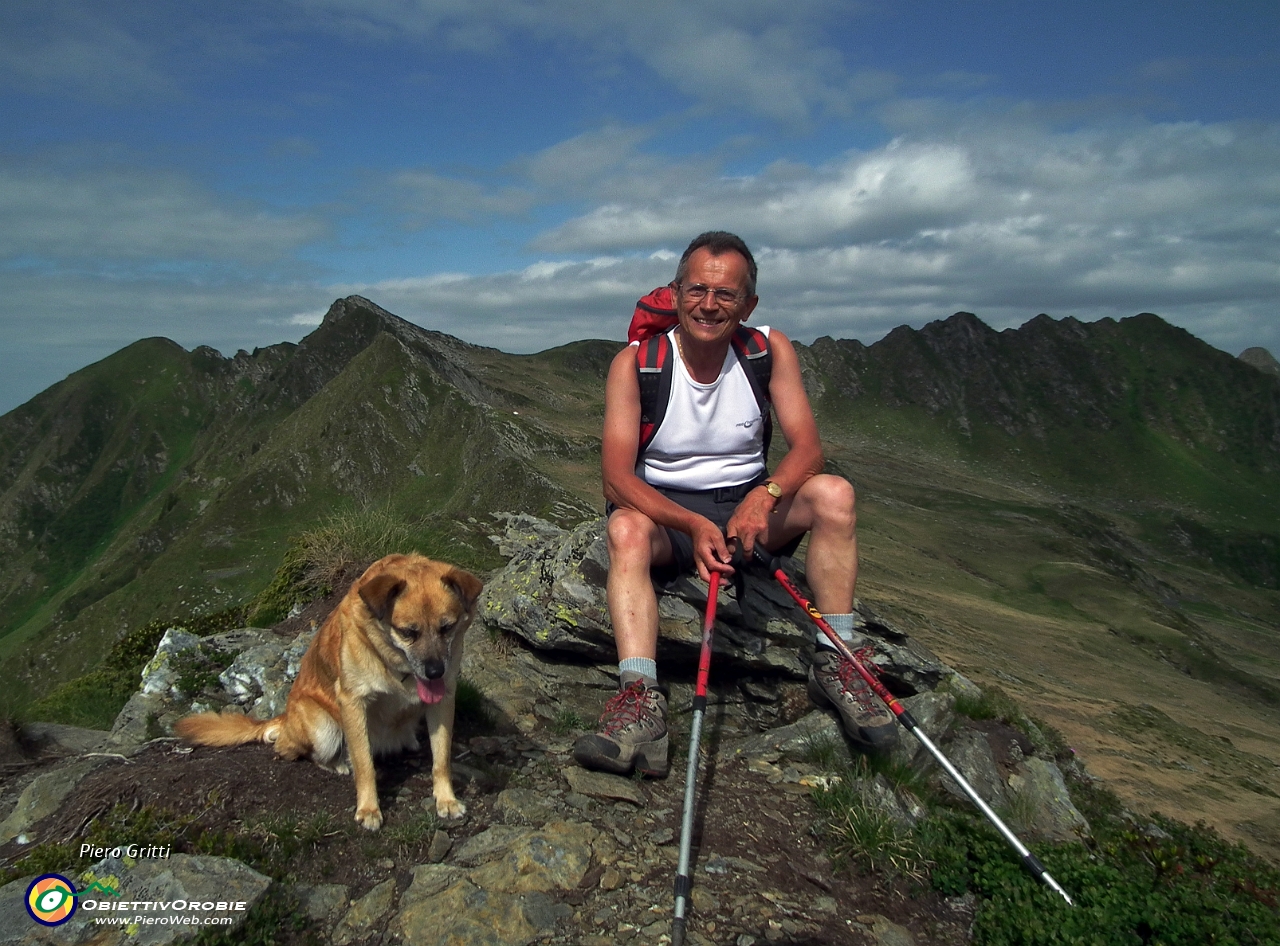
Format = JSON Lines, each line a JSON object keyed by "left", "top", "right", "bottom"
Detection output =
{"left": 675, "top": 231, "right": 757, "bottom": 297}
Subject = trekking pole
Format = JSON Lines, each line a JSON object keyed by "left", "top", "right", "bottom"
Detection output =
{"left": 671, "top": 558, "right": 728, "bottom": 946}
{"left": 755, "top": 549, "right": 1074, "bottom": 907}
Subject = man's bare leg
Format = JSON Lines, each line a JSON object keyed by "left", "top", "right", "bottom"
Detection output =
{"left": 573, "top": 508, "right": 674, "bottom": 776}
{"left": 763, "top": 474, "right": 896, "bottom": 751}
{"left": 763, "top": 474, "right": 857, "bottom": 613}
{"left": 604, "top": 508, "right": 673, "bottom": 663}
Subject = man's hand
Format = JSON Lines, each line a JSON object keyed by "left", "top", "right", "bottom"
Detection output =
{"left": 727, "top": 486, "right": 774, "bottom": 559}
{"left": 691, "top": 517, "right": 735, "bottom": 582}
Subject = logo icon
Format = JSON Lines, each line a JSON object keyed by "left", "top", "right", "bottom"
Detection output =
{"left": 25, "top": 874, "right": 78, "bottom": 926}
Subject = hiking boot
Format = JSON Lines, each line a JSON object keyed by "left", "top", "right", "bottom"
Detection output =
{"left": 808, "top": 647, "right": 898, "bottom": 753}
{"left": 573, "top": 674, "right": 669, "bottom": 777}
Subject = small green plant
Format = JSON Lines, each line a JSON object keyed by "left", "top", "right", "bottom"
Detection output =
{"left": 171, "top": 644, "right": 235, "bottom": 697}
{"left": 246, "top": 506, "right": 418, "bottom": 625}
{"left": 378, "top": 809, "right": 439, "bottom": 851}
{"left": 799, "top": 729, "right": 847, "bottom": 770}
{"left": 810, "top": 765, "right": 927, "bottom": 880}
{"left": 550, "top": 707, "right": 584, "bottom": 736}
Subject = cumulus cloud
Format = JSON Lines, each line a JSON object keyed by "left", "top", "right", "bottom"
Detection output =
{"left": 526, "top": 118, "right": 1280, "bottom": 338}
{"left": 0, "top": 159, "right": 330, "bottom": 269}
{"left": 385, "top": 168, "right": 535, "bottom": 226}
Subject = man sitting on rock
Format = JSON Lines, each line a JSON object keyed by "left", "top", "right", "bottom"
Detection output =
{"left": 573, "top": 231, "right": 897, "bottom": 777}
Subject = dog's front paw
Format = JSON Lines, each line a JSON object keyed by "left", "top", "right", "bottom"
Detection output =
{"left": 355, "top": 806, "right": 383, "bottom": 831}
{"left": 435, "top": 796, "right": 467, "bottom": 821}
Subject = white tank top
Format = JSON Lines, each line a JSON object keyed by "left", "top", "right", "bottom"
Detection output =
{"left": 638, "top": 326, "right": 771, "bottom": 490}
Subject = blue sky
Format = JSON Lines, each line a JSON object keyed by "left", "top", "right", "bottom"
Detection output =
{"left": 2, "top": 1, "right": 1278, "bottom": 412}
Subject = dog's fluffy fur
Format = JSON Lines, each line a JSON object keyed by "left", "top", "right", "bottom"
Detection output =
{"left": 175, "top": 553, "right": 482, "bottom": 831}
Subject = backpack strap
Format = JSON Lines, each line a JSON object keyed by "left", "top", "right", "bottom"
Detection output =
{"left": 731, "top": 326, "right": 773, "bottom": 460}
{"left": 636, "top": 334, "right": 674, "bottom": 453}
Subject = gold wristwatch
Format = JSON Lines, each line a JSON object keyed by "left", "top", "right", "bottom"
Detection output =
{"left": 762, "top": 479, "right": 783, "bottom": 512}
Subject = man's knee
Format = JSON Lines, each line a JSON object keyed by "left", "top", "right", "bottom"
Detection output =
{"left": 803, "top": 474, "right": 856, "bottom": 530}
{"left": 606, "top": 509, "right": 661, "bottom": 563}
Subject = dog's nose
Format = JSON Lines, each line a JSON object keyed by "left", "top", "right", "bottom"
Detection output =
{"left": 422, "top": 659, "right": 445, "bottom": 679}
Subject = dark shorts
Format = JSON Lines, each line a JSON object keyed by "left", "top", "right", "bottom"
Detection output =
{"left": 609, "top": 473, "right": 804, "bottom": 582}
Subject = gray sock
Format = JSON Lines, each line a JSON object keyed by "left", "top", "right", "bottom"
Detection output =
{"left": 619, "top": 657, "right": 658, "bottom": 687}
{"left": 816, "top": 613, "right": 861, "bottom": 651}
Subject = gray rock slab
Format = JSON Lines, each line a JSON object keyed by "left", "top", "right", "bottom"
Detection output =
{"left": 725, "top": 711, "right": 843, "bottom": 763}
{"left": 451, "top": 825, "right": 533, "bottom": 867}
{"left": 935, "top": 728, "right": 1009, "bottom": 811}
{"left": 0, "top": 758, "right": 107, "bottom": 844}
{"left": 401, "top": 864, "right": 466, "bottom": 908}
{"left": 19, "top": 723, "right": 110, "bottom": 756}
{"left": 393, "top": 880, "right": 562, "bottom": 946}
{"left": 562, "top": 767, "right": 645, "bottom": 806}
{"left": 332, "top": 877, "right": 396, "bottom": 946}
{"left": 293, "top": 882, "right": 349, "bottom": 924}
{"left": 495, "top": 788, "right": 561, "bottom": 825}
{"left": 889, "top": 690, "right": 956, "bottom": 770}
{"left": 467, "top": 821, "right": 598, "bottom": 894}
{"left": 1009, "top": 757, "right": 1091, "bottom": 841}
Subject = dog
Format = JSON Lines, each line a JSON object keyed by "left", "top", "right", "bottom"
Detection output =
{"left": 175, "top": 553, "right": 483, "bottom": 831}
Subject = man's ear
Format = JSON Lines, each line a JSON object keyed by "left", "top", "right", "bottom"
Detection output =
{"left": 737, "top": 294, "right": 759, "bottom": 323}
{"left": 359, "top": 573, "right": 405, "bottom": 622}
{"left": 443, "top": 568, "right": 483, "bottom": 610}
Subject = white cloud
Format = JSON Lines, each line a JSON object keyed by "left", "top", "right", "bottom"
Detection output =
{"left": 0, "top": 159, "right": 330, "bottom": 268}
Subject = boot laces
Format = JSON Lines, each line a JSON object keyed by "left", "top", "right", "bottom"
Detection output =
{"left": 598, "top": 681, "right": 654, "bottom": 736}
{"left": 835, "top": 648, "right": 883, "bottom": 713}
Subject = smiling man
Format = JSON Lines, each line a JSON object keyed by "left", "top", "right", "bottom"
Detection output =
{"left": 572, "top": 231, "right": 897, "bottom": 777}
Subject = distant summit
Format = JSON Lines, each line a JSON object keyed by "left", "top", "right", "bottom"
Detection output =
{"left": 1240, "top": 346, "right": 1280, "bottom": 378}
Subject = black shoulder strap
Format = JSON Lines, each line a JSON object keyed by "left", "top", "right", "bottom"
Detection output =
{"left": 731, "top": 326, "right": 773, "bottom": 460}
{"left": 637, "top": 334, "right": 673, "bottom": 453}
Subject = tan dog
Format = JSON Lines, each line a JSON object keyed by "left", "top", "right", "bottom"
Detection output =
{"left": 176, "top": 553, "right": 483, "bottom": 830}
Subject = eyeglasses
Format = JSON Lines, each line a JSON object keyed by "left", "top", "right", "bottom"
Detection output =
{"left": 676, "top": 282, "right": 745, "bottom": 307}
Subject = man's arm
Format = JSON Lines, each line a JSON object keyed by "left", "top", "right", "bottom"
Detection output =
{"left": 602, "top": 346, "right": 734, "bottom": 579}
{"left": 726, "top": 329, "right": 824, "bottom": 553}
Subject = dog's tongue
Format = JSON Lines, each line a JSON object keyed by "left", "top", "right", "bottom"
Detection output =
{"left": 416, "top": 676, "right": 446, "bottom": 704}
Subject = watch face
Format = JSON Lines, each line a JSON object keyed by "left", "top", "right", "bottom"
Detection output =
{"left": 766, "top": 481, "right": 782, "bottom": 498}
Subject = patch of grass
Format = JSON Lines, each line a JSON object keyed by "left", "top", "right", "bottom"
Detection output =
{"left": 953, "top": 684, "right": 1021, "bottom": 722}
{"left": 246, "top": 810, "right": 345, "bottom": 859}
{"left": 799, "top": 730, "right": 847, "bottom": 770}
{"left": 377, "top": 809, "right": 439, "bottom": 853}
{"left": 809, "top": 764, "right": 928, "bottom": 880}
{"left": 549, "top": 707, "right": 584, "bottom": 736}
{"left": 246, "top": 506, "right": 418, "bottom": 626}
{"left": 172, "top": 644, "right": 235, "bottom": 698}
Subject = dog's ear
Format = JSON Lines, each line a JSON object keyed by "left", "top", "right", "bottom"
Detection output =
{"left": 442, "top": 567, "right": 483, "bottom": 610}
{"left": 359, "top": 573, "right": 406, "bottom": 622}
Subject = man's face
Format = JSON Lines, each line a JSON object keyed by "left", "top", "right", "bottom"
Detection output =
{"left": 674, "top": 247, "right": 759, "bottom": 346}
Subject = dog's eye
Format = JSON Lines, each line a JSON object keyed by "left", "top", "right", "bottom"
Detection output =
{"left": 438, "top": 620, "right": 455, "bottom": 636}
{"left": 396, "top": 625, "right": 420, "bottom": 641}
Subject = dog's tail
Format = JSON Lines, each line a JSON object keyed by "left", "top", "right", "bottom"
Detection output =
{"left": 174, "top": 711, "right": 282, "bottom": 747}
